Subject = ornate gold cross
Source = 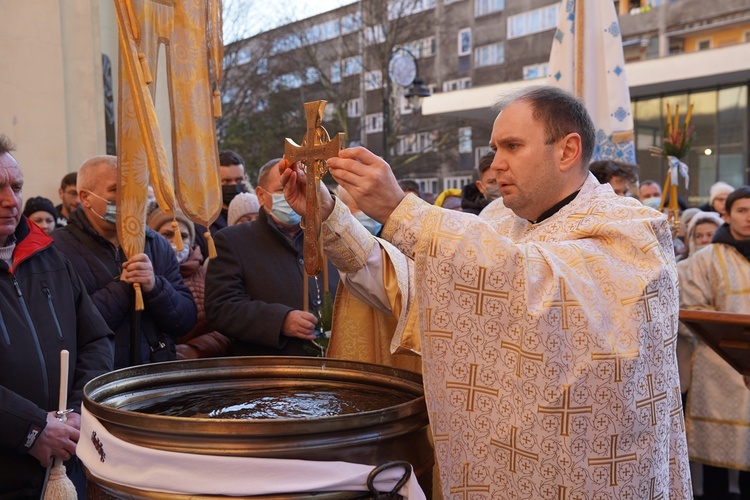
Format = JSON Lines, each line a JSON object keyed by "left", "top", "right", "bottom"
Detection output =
{"left": 284, "top": 101, "right": 345, "bottom": 276}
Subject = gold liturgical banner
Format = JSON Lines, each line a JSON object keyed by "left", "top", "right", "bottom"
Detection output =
{"left": 115, "top": 0, "right": 224, "bottom": 308}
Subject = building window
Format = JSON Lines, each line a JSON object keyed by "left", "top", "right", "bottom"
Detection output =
{"left": 475, "top": 0, "right": 504, "bottom": 17}
{"left": 365, "top": 24, "right": 386, "bottom": 45}
{"left": 474, "top": 42, "right": 505, "bottom": 67}
{"left": 415, "top": 177, "right": 439, "bottom": 195}
{"left": 442, "top": 77, "right": 472, "bottom": 92}
{"left": 744, "top": 30, "right": 750, "bottom": 42}
{"left": 331, "top": 62, "right": 341, "bottom": 83}
{"left": 507, "top": 3, "right": 560, "bottom": 39}
{"left": 388, "top": 0, "right": 437, "bottom": 20}
{"left": 341, "top": 12, "right": 361, "bottom": 34}
{"left": 396, "top": 134, "right": 419, "bottom": 155}
{"left": 458, "top": 127, "right": 472, "bottom": 154}
{"left": 400, "top": 36, "right": 437, "bottom": 59}
{"left": 697, "top": 38, "right": 711, "bottom": 51}
{"left": 444, "top": 175, "right": 473, "bottom": 190}
{"left": 395, "top": 131, "right": 438, "bottom": 155}
{"left": 475, "top": 146, "right": 493, "bottom": 166}
{"left": 445, "top": 0, "right": 464, "bottom": 4}
{"left": 257, "top": 58, "right": 268, "bottom": 75}
{"left": 272, "top": 73, "right": 303, "bottom": 90}
{"left": 365, "top": 70, "right": 383, "bottom": 91}
{"left": 342, "top": 56, "right": 362, "bottom": 76}
{"left": 347, "top": 98, "right": 362, "bottom": 118}
{"left": 305, "top": 67, "right": 320, "bottom": 84}
{"left": 365, "top": 113, "right": 383, "bottom": 134}
{"left": 271, "top": 34, "right": 302, "bottom": 55}
{"left": 323, "top": 104, "right": 335, "bottom": 122}
{"left": 522, "top": 62, "right": 548, "bottom": 80}
{"left": 305, "top": 19, "right": 340, "bottom": 44}
{"left": 458, "top": 28, "right": 472, "bottom": 56}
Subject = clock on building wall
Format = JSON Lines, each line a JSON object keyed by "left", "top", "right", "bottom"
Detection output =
{"left": 388, "top": 53, "right": 417, "bottom": 87}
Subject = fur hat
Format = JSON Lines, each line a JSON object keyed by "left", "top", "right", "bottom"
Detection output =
{"left": 709, "top": 181, "right": 734, "bottom": 205}
{"left": 23, "top": 196, "right": 58, "bottom": 219}
{"left": 228, "top": 192, "right": 260, "bottom": 226}
{"left": 146, "top": 207, "right": 195, "bottom": 245}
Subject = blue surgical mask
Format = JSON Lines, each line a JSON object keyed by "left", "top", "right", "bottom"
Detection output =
{"left": 354, "top": 211, "right": 382, "bottom": 235}
{"left": 270, "top": 193, "right": 301, "bottom": 226}
{"left": 642, "top": 197, "right": 661, "bottom": 210}
{"left": 87, "top": 191, "right": 117, "bottom": 224}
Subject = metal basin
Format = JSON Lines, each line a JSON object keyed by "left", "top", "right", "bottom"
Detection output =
{"left": 83, "top": 356, "right": 433, "bottom": 498}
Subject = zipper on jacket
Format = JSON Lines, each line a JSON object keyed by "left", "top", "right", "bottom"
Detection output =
{"left": 0, "top": 307, "right": 10, "bottom": 347}
{"left": 13, "top": 275, "right": 50, "bottom": 408}
{"left": 42, "top": 282, "right": 64, "bottom": 340}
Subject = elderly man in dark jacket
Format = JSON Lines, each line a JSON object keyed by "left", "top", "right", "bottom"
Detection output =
{"left": 205, "top": 158, "right": 339, "bottom": 356}
{"left": 0, "top": 136, "right": 114, "bottom": 498}
{"left": 54, "top": 155, "right": 196, "bottom": 369}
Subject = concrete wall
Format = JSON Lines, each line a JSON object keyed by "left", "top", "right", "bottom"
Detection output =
{"left": 0, "top": 0, "right": 106, "bottom": 202}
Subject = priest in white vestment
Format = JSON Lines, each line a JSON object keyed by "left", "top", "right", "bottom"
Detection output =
{"left": 281, "top": 86, "right": 692, "bottom": 498}
{"left": 679, "top": 186, "right": 750, "bottom": 496}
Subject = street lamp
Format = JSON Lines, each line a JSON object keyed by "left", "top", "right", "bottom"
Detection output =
{"left": 404, "top": 77, "right": 431, "bottom": 111}
{"left": 383, "top": 47, "right": 431, "bottom": 161}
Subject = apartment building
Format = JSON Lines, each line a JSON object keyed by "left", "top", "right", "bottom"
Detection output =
{"left": 225, "top": 0, "right": 750, "bottom": 202}
{"left": 1, "top": 0, "right": 746, "bottom": 203}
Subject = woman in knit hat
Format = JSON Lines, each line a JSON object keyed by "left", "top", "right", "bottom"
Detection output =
{"left": 23, "top": 196, "right": 59, "bottom": 234}
{"left": 227, "top": 192, "right": 260, "bottom": 226}
{"left": 147, "top": 207, "right": 233, "bottom": 359}
{"left": 700, "top": 181, "right": 734, "bottom": 218}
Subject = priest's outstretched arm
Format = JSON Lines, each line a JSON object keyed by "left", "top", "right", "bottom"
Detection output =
{"left": 279, "top": 157, "right": 421, "bottom": 364}
{"left": 279, "top": 156, "right": 406, "bottom": 313}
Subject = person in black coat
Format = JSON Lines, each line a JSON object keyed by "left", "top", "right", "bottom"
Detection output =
{"left": 205, "top": 158, "right": 339, "bottom": 356}
{"left": 53, "top": 155, "right": 196, "bottom": 369}
{"left": 0, "top": 137, "right": 114, "bottom": 498}
{"left": 193, "top": 150, "right": 250, "bottom": 261}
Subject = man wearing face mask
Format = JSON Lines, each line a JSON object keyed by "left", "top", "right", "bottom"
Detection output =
{"left": 337, "top": 186, "right": 381, "bottom": 236}
{"left": 461, "top": 151, "right": 499, "bottom": 215}
{"left": 205, "top": 158, "right": 340, "bottom": 356}
{"left": 193, "top": 150, "right": 251, "bottom": 260}
{"left": 53, "top": 155, "right": 197, "bottom": 369}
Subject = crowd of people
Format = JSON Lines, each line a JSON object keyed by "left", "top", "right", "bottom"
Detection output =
{"left": 2, "top": 84, "right": 749, "bottom": 498}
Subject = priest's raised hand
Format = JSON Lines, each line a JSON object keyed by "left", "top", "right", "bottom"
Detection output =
{"left": 326, "top": 147, "right": 406, "bottom": 224}
{"left": 279, "top": 158, "right": 335, "bottom": 221}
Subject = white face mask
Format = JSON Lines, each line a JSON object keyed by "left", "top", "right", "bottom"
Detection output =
{"left": 172, "top": 245, "right": 190, "bottom": 264}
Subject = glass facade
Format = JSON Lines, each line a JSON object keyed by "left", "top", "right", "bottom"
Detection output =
{"left": 633, "top": 84, "right": 748, "bottom": 206}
